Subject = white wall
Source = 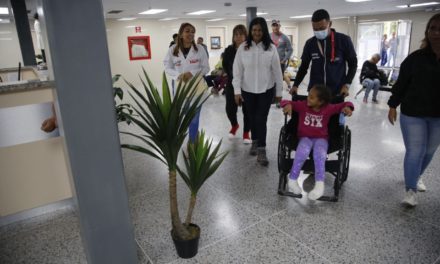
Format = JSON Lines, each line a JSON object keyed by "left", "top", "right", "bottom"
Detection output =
{"left": 105, "top": 18, "right": 299, "bottom": 87}
{"left": 0, "top": 22, "right": 23, "bottom": 69}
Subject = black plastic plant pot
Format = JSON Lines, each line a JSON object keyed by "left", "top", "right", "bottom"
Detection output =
{"left": 171, "top": 223, "right": 201, "bottom": 259}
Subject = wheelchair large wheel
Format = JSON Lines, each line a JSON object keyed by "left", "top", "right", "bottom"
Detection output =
{"left": 277, "top": 126, "right": 287, "bottom": 174}
{"left": 278, "top": 171, "right": 288, "bottom": 195}
{"left": 342, "top": 127, "right": 351, "bottom": 183}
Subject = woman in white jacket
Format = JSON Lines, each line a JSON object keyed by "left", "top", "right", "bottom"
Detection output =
{"left": 164, "top": 22, "right": 210, "bottom": 144}
{"left": 233, "top": 17, "right": 283, "bottom": 166}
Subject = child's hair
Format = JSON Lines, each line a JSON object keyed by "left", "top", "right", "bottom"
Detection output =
{"left": 312, "top": 84, "right": 332, "bottom": 105}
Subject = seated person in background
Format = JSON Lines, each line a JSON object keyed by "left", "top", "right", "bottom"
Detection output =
{"left": 360, "top": 53, "right": 381, "bottom": 103}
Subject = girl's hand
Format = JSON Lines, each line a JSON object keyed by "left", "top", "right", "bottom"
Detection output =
{"left": 283, "top": 104, "right": 292, "bottom": 116}
{"left": 388, "top": 108, "right": 397, "bottom": 125}
{"left": 342, "top": 107, "right": 352, "bottom": 116}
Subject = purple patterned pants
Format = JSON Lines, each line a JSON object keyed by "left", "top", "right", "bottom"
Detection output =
{"left": 289, "top": 137, "right": 328, "bottom": 182}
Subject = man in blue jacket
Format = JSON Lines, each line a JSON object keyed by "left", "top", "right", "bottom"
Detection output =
{"left": 290, "top": 9, "right": 357, "bottom": 97}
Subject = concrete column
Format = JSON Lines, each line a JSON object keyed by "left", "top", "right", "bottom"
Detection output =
{"left": 10, "top": 0, "right": 37, "bottom": 66}
{"left": 41, "top": 0, "right": 138, "bottom": 263}
{"left": 246, "top": 7, "right": 257, "bottom": 29}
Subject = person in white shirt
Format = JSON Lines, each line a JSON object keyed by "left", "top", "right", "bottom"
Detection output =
{"left": 164, "top": 22, "right": 210, "bottom": 144}
{"left": 233, "top": 17, "right": 283, "bottom": 166}
{"left": 387, "top": 32, "right": 398, "bottom": 67}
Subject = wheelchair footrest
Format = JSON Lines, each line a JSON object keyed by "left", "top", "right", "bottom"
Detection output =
{"left": 278, "top": 190, "right": 303, "bottom": 198}
{"left": 317, "top": 195, "right": 338, "bottom": 202}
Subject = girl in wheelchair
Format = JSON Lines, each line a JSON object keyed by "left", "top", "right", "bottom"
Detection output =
{"left": 280, "top": 84, "right": 354, "bottom": 200}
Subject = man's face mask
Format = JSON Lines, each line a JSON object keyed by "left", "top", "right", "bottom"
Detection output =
{"left": 314, "top": 28, "right": 329, "bottom": 40}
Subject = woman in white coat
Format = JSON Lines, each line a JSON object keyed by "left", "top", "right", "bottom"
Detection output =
{"left": 164, "top": 22, "right": 210, "bottom": 144}
{"left": 233, "top": 17, "right": 283, "bottom": 166}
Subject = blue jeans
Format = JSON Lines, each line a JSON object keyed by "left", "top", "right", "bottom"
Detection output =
{"left": 189, "top": 109, "right": 201, "bottom": 143}
{"left": 400, "top": 114, "right": 440, "bottom": 191}
{"left": 362, "top": 78, "right": 380, "bottom": 101}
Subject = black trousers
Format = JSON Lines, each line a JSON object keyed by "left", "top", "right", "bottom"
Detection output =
{"left": 241, "top": 87, "right": 275, "bottom": 147}
{"left": 225, "top": 84, "right": 250, "bottom": 133}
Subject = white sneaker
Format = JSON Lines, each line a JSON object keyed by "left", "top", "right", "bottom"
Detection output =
{"left": 243, "top": 138, "right": 252, "bottom": 144}
{"left": 308, "top": 181, "right": 324, "bottom": 200}
{"left": 402, "top": 190, "right": 417, "bottom": 207}
{"left": 417, "top": 179, "right": 426, "bottom": 192}
{"left": 288, "top": 179, "right": 302, "bottom": 194}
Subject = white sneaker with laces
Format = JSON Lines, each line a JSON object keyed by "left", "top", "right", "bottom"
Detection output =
{"left": 402, "top": 190, "right": 417, "bottom": 207}
{"left": 288, "top": 179, "right": 302, "bottom": 195}
{"left": 308, "top": 181, "right": 324, "bottom": 200}
{"left": 417, "top": 179, "right": 426, "bottom": 192}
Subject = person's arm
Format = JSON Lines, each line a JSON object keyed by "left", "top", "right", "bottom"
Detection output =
{"left": 388, "top": 56, "right": 411, "bottom": 114}
{"left": 342, "top": 36, "right": 358, "bottom": 91}
{"left": 293, "top": 41, "right": 311, "bottom": 88}
{"left": 232, "top": 47, "right": 244, "bottom": 96}
{"left": 283, "top": 35, "right": 293, "bottom": 63}
{"left": 163, "top": 47, "right": 180, "bottom": 79}
{"left": 271, "top": 46, "right": 283, "bottom": 99}
{"left": 328, "top": 102, "right": 355, "bottom": 116}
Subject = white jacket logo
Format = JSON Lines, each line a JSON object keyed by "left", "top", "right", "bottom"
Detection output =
{"left": 304, "top": 113, "right": 323, "bottom": 127}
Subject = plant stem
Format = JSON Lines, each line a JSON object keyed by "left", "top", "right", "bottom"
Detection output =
{"left": 169, "top": 170, "right": 190, "bottom": 239}
{"left": 185, "top": 194, "right": 197, "bottom": 225}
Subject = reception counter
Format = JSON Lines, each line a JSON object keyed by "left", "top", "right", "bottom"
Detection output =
{"left": 0, "top": 68, "right": 73, "bottom": 220}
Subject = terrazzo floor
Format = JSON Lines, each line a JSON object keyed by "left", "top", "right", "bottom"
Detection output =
{"left": 1, "top": 81, "right": 440, "bottom": 264}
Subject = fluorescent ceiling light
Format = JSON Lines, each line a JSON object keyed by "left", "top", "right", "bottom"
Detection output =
{"left": 187, "top": 10, "right": 215, "bottom": 15}
{"left": 206, "top": 18, "right": 224, "bottom": 22}
{"left": 118, "top": 17, "right": 136, "bottom": 21}
{"left": 139, "top": 9, "right": 168, "bottom": 15}
{"left": 397, "top": 2, "right": 439, "bottom": 8}
{"left": 159, "top": 17, "right": 178, "bottom": 21}
{"left": 358, "top": 19, "right": 378, "bottom": 22}
{"left": 0, "top": 7, "right": 9, "bottom": 15}
{"left": 239, "top": 12, "right": 268, "bottom": 16}
{"left": 0, "top": 18, "right": 10, "bottom": 23}
{"left": 345, "top": 0, "right": 371, "bottom": 2}
{"left": 333, "top": 17, "right": 349, "bottom": 20}
{"left": 290, "top": 15, "right": 312, "bottom": 19}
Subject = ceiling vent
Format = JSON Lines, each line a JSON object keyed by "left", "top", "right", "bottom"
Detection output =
{"left": 107, "top": 10, "right": 123, "bottom": 14}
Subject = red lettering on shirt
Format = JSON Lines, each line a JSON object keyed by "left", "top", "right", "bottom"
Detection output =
{"left": 190, "top": 59, "right": 199, "bottom": 64}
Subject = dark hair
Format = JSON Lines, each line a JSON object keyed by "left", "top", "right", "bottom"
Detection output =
{"left": 421, "top": 13, "right": 440, "bottom": 50}
{"left": 311, "top": 84, "right": 332, "bottom": 105}
{"left": 172, "top": 33, "right": 178, "bottom": 39}
{"left": 246, "top": 17, "right": 272, "bottom": 51}
{"left": 232, "top": 24, "right": 247, "bottom": 47}
{"left": 312, "top": 9, "right": 330, "bottom": 22}
{"left": 34, "top": 13, "right": 38, "bottom": 20}
{"left": 173, "top": 23, "right": 198, "bottom": 56}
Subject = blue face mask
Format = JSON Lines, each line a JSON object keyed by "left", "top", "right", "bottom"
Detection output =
{"left": 314, "top": 28, "right": 329, "bottom": 40}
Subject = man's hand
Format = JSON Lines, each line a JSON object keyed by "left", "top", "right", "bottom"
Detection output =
{"left": 41, "top": 117, "right": 57, "bottom": 133}
{"left": 289, "top": 86, "right": 298, "bottom": 95}
{"left": 388, "top": 108, "right": 397, "bottom": 125}
{"left": 340, "top": 84, "right": 350, "bottom": 97}
{"left": 235, "top": 94, "right": 243, "bottom": 106}
{"left": 282, "top": 104, "right": 292, "bottom": 116}
{"left": 342, "top": 107, "right": 353, "bottom": 117}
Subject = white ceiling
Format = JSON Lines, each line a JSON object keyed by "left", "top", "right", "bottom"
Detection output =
{"left": 0, "top": 0, "right": 439, "bottom": 21}
{"left": 101, "top": 0, "right": 440, "bottom": 20}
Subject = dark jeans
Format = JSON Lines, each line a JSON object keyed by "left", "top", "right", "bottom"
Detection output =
{"left": 242, "top": 87, "right": 275, "bottom": 147}
{"left": 225, "top": 85, "right": 250, "bottom": 133}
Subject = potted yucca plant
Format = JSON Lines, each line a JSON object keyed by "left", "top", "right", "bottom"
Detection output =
{"left": 119, "top": 69, "right": 227, "bottom": 258}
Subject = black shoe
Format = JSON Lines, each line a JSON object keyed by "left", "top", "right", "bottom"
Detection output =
{"left": 250, "top": 141, "right": 258, "bottom": 156}
{"left": 257, "top": 148, "right": 269, "bottom": 166}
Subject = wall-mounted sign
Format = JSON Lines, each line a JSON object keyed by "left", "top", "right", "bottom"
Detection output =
{"left": 127, "top": 36, "right": 151, "bottom": 60}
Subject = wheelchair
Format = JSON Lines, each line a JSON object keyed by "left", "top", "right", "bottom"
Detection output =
{"left": 277, "top": 95, "right": 352, "bottom": 202}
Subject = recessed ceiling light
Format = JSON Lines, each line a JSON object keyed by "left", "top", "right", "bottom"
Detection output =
{"left": 139, "top": 9, "right": 168, "bottom": 15}
{"left": 206, "top": 18, "right": 225, "bottom": 22}
{"left": 118, "top": 17, "right": 136, "bottom": 21}
{"left": 333, "top": 17, "right": 349, "bottom": 20}
{"left": 159, "top": 17, "right": 178, "bottom": 21}
{"left": 0, "top": 7, "right": 9, "bottom": 15}
{"left": 187, "top": 10, "right": 215, "bottom": 15}
{"left": 397, "top": 2, "right": 439, "bottom": 8}
{"left": 290, "top": 15, "right": 312, "bottom": 19}
{"left": 239, "top": 12, "right": 268, "bottom": 17}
